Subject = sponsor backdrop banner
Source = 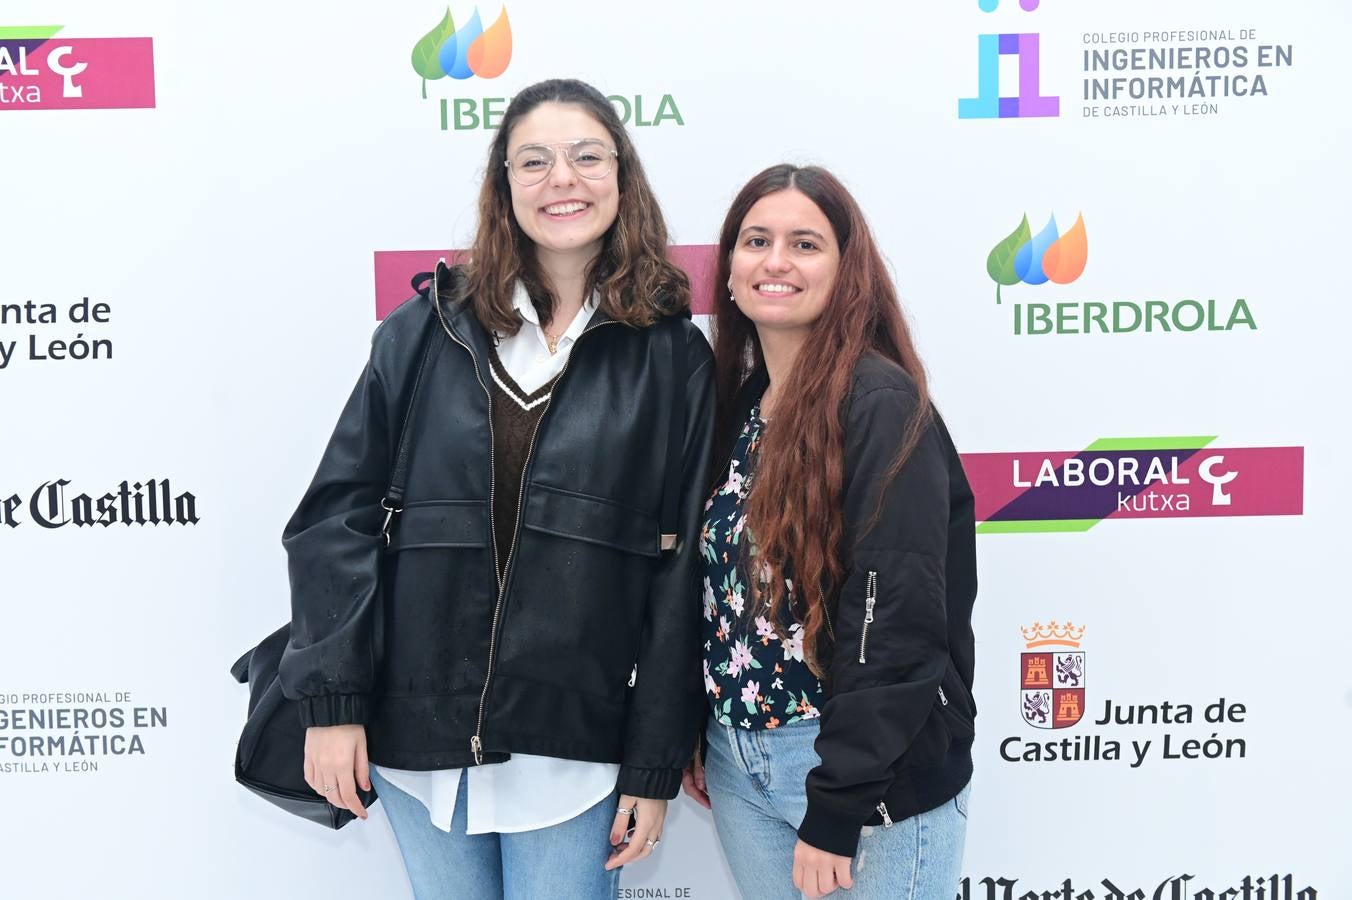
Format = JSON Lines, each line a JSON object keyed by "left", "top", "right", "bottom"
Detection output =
{"left": 2, "top": 0, "right": 1348, "bottom": 897}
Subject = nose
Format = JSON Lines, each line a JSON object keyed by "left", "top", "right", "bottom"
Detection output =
{"left": 547, "top": 150, "right": 577, "bottom": 189}
{"left": 763, "top": 240, "right": 792, "bottom": 274}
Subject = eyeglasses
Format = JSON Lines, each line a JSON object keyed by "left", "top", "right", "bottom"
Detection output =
{"left": 504, "top": 139, "right": 618, "bottom": 186}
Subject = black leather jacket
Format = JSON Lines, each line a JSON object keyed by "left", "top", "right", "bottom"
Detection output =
{"left": 279, "top": 267, "right": 715, "bottom": 800}
{"left": 725, "top": 356, "right": 977, "bottom": 857}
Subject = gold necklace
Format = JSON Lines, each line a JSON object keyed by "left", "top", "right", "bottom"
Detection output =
{"left": 545, "top": 331, "right": 561, "bottom": 355}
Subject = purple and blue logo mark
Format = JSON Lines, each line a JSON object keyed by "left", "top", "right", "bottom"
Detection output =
{"left": 959, "top": 0, "right": 1058, "bottom": 120}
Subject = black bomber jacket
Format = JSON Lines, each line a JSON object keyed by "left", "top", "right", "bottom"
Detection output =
{"left": 279, "top": 266, "right": 715, "bottom": 800}
{"left": 726, "top": 356, "right": 977, "bottom": 858}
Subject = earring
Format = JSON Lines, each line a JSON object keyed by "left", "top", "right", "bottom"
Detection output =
{"left": 727, "top": 279, "right": 736, "bottom": 304}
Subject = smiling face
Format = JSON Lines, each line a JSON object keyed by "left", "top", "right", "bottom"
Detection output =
{"left": 728, "top": 188, "right": 841, "bottom": 337}
{"left": 505, "top": 102, "right": 620, "bottom": 266}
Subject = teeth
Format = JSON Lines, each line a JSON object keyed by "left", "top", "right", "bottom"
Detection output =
{"left": 757, "top": 283, "right": 798, "bottom": 293}
{"left": 544, "top": 202, "right": 588, "bottom": 215}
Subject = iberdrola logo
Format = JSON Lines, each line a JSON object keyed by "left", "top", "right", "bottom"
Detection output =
{"left": 987, "top": 213, "right": 1088, "bottom": 303}
{"left": 411, "top": 6, "right": 512, "bottom": 99}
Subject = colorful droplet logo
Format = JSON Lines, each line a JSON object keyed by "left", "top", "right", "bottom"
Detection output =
{"left": 411, "top": 6, "right": 513, "bottom": 98}
{"left": 986, "top": 212, "right": 1088, "bottom": 303}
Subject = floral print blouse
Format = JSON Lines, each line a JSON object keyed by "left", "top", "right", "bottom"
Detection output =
{"left": 701, "top": 407, "right": 824, "bottom": 730}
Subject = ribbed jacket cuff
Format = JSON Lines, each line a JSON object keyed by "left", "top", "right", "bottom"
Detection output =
{"left": 617, "top": 765, "right": 682, "bottom": 800}
{"left": 296, "top": 693, "right": 370, "bottom": 728}
{"left": 798, "top": 802, "right": 866, "bottom": 858}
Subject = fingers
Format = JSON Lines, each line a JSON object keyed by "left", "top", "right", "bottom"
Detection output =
{"left": 608, "top": 795, "right": 636, "bottom": 846}
{"left": 335, "top": 766, "right": 368, "bottom": 820}
{"left": 605, "top": 798, "right": 664, "bottom": 871}
{"left": 835, "top": 855, "right": 854, "bottom": 890}
{"left": 303, "top": 757, "right": 317, "bottom": 794}
{"left": 681, "top": 766, "right": 711, "bottom": 810}
{"left": 355, "top": 732, "right": 371, "bottom": 793}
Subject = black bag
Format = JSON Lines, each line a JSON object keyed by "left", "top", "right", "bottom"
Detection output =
{"left": 231, "top": 263, "right": 688, "bottom": 828}
{"left": 230, "top": 271, "right": 446, "bottom": 829}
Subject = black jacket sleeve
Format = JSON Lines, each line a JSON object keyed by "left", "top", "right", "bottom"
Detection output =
{"left": 616, "top": 326, "right": 716, "bottom": 799}
{"left": 277, "top": 306, "right": 423, "bottom": 728}
{"left": 797, "top": 382, "right": 951, "bottom": 857}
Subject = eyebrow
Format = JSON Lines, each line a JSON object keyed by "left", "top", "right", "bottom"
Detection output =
{"left": 737, "top": 225, "right": 830, "bottom": 243}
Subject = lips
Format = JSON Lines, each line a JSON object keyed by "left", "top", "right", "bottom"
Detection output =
{"left": 542, "top": 200, "right": 591, "bottom": 218}
{"left": 753, "top": 281, "right": 801, "bottom": 295}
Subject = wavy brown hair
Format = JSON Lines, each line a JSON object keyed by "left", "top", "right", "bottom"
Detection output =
{"left": 466, "top": 79, "right": 689, "bottom": 332}
{"left": 712, "top": 164, "right": 932, "bottom": 674}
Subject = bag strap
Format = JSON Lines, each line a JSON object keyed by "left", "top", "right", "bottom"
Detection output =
{"left": 379, "top": 271, "right": 450, "bottom": 544}
{"left": 658, "top": 315, "right": 687, "bottom": 552}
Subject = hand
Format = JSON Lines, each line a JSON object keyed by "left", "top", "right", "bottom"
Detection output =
{"left": 793, "top": 839, "right": 854, "bottom": 897}
{"left": 303, "top": 724, "right": 370, "bottom": 821}
{"left": 681, "top": 754, "right": 710, "bottom": 809}
{"left": 605, "top": 795, "right": 667, "bottom": 871}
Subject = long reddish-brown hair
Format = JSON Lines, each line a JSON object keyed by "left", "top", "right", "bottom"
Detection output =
{"left": 712, "top": 164, "right": 932, "bottom": 673}
{"left": 467, "top": 79, "right": 689, "bottom": 333}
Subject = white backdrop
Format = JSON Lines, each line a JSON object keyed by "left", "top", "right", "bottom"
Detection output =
{"left": 2, "top": 1, "right": 1349, "bottom": 897}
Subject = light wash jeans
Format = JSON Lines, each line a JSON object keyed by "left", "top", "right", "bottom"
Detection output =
{"left": 369, "top": 766, "right": 622, "bottom": 900}
{"left": 704, "top": 715, "right": 970, "bottom": 900}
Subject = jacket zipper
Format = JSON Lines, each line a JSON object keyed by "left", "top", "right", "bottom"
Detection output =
{"left": 857, "top": 570, "right": 877, "bottom": 664}
{"left": 876, "top": 801, "right": 894, "bottom": 828}
{"left": 938, "top": 686, "right": 949, "bottom": 706}
{"left": 437, "top": 284, "right": 619, "bottom": 765}
{"left": 431, "top": 268, "right": 501, "bottom": 765}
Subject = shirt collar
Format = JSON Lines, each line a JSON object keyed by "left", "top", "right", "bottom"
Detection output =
{"left": 511, "top": 280, "right": 599, "bottom": 347}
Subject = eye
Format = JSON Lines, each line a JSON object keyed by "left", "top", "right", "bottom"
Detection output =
{"left": 520, "top": 158, "right": 548, "bottom": 170}
{"left": 794, "top": 240, "right": 818, "bottom": 252}
{"left": 744, "top": 236, "right": 769, "bottom": 249}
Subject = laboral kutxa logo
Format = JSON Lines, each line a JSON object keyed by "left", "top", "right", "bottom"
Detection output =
{"left": 1020, "top": 620, "right": 1085, "bottom": 729}
{"left": 410, "top": 5, "right": 684, "bottom": 131}
{"left": 958, "top": 0, "right": 1058, "bottom": 120}
{"left": 0, "top": 26, "right": 154, "bottom": 110}
{"left": 984, "top": 211, "right": 1257, "bottom": 336}
{"left": 961, "top": 437, "right": 1303, "bottom": 534}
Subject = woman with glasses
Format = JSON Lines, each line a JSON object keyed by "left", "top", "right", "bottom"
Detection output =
{"left": 280, "top": 78, "right": 713, "bottom": 899}
{"left": 682, "top": 164, "right": 977, "bottom": 899}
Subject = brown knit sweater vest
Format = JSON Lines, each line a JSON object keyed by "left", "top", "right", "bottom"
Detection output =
{"left": 487, "top": 344, "right": 563, "bottom": 585}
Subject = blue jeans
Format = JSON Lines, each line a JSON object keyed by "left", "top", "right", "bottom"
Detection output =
{"left": 369, "top": 767, "right": 622, "bottom": 900}
{"left": 703, "top": 715, "right": 970, "bottom": 900}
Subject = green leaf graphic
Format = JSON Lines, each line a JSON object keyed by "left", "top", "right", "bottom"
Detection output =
{"left": 411, "top": 8, "right": 456, "bottom": 99}
{"left": 986, "top": 214, "right": 1031, "bottom": 305}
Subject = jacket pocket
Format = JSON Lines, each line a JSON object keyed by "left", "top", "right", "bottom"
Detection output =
{"left": 387, "top": 500, "right": 490, "bottom": 552}
{"left": 937, "top": 661, "right": 975, "bottom": 741}
{"left": 857, "top": 570, "right": 878, "bottom": 664}
{"left": 520, "top": 484, "right": 660, "bottom": 557}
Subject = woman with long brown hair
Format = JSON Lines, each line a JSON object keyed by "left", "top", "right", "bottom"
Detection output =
{"left": 282, "top": 78, "right": 713, "bottom": 898}
{"left": 682, "top": 164, "right": 977, "bottom": 899}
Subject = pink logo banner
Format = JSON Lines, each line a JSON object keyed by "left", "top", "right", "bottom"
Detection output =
{"left": 961, "top": 443, "right": 1304, "bottom": 532}
{"left": 0, "top": 37, "right": 155, "bottom": 110}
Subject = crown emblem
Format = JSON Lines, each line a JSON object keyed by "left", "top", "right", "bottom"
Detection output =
{"left": 1020, "top": 620, "right": 1086, "bottom": 648}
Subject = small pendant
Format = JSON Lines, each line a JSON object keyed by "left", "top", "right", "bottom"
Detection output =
{"left": 546, "top": 334, "right": 559, "bottom": 355}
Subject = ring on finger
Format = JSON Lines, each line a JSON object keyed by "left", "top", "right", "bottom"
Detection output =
{"left": 645, "top": 838, "right": 660, "bottom": 849}
{"left": 321, "top": 784, "right": 333, "bottom": 793}
{"left": 616, "top": 806, "right": 634, "bottom": 816}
